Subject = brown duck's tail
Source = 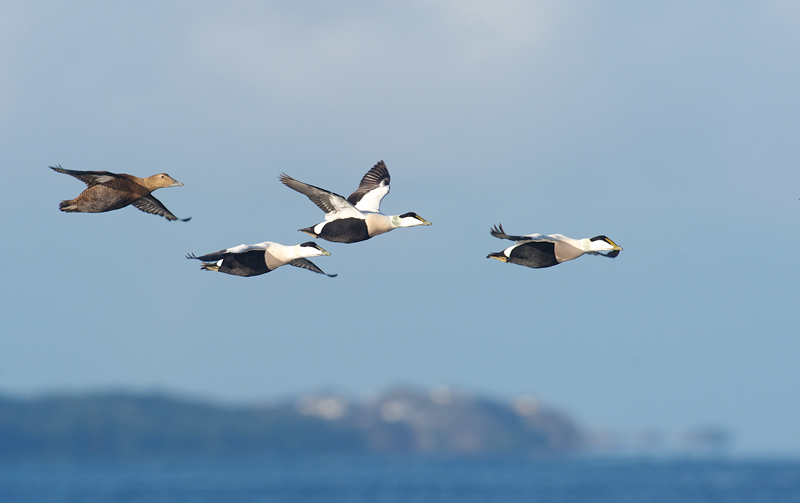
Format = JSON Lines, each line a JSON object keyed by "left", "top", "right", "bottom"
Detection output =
{"left": 59, "top": 200, "right": 78, "bottom": 212}
{"left": 299, "top": 226, "right": 318, "bottom": 238}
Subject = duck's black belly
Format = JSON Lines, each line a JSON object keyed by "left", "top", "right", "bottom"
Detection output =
{"left": 318, "top": 218, "right": 371, "bottom": 243}
{"left": 510, "top": 242, "right": 559, "bottom": 269}
{"left": 218, "top": 250, "right": 272, "bottom": 277}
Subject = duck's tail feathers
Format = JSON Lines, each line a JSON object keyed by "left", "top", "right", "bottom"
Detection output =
{"left": 59, "top": 200, "right": 78, "bottom": 212}
{"left": 487, "top": 252, "right": 508, "bottom": 262}
{"left": 299, "top": 226, "right": 318, "bottom": 238}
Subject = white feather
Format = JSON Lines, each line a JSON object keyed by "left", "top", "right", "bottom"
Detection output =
{"left": 225, "top": 242, "right": 274, "bottom": 254}
{"left": 353, "top": 183, "right": 390, "bottom": 213}
{"left": 323, "top": 195, "right": 363, "bottom": 221}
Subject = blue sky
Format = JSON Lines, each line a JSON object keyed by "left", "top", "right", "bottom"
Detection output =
{"left": 1, "top": 1, "right": 799, "bottom": 455}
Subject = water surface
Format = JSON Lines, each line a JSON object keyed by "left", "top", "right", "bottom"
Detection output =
{"left": 1, "top": 456, "right": 798, "bottom": 503}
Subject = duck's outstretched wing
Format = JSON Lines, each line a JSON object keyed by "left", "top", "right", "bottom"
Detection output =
{"left": 347, "top": 161, "right": 391, "bottom": 212}
{"left": 50, "top": 165, "right": 126, "bottom": 188}
{"left": 187, "top": 242, "right": 271, "bottom": 261}
{"left": 589, "top": 249, "right": 621, "bottom": 258}
{"left": 187, "top": 251, "right": 223, "bottom": 261}
{"left": 132, "top": 195, "right": 190, "bottom": 221}
{"left": 490, "top": 223, "right": 533, "bottom": 242}
{"left": 288, "top": 258, "right": 337, "bottom": 277}
{"left": 279, "top": 173, "right": 361, "bottom": 219}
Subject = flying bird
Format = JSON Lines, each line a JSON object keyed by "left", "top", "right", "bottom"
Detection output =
{"left": 279, "top": 161, "right": 431, "bottom": 243}
{"left": 187, "top": 241, "right": 336, "bottom": 277}
{"left": 487, "top": 223, "right": 622, "bottom": 269}
{"left": 50, "top": 165, "right": 190, "bottom": 221}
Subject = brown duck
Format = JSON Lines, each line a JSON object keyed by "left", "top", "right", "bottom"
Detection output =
{"left": 51, "top": 165, "right": 190, "bottom": 221}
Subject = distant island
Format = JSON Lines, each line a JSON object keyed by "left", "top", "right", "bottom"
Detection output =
{"left": 0, "top": 387, "right": 729, "bottom": 460}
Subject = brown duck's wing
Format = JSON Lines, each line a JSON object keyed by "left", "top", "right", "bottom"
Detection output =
{"left": 347, "top": 161, "right": 390, "bottom": 212}
{"left": 132, "top": 195, "right": 190, "bottom": 221}
{"left": 50, "top": 165, "right": 131, "bottom": 188}
{"left": 288, "top": 258, "right": 337, "bottom": 277}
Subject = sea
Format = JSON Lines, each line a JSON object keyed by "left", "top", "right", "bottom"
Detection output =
{"left": 0, "top": 456, "right": 798, "bottom": 503}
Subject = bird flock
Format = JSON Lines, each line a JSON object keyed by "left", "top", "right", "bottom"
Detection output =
{"left": 51, "top": 160, "right": 623, "bottom": 276}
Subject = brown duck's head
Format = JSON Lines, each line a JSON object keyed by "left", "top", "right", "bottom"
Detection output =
{"left": 145, "top": 173, "right": 184, "bottom": 189}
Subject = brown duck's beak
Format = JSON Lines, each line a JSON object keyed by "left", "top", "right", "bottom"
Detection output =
{"left": 170, "top": 180, "right": 184, "bottom": 187}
